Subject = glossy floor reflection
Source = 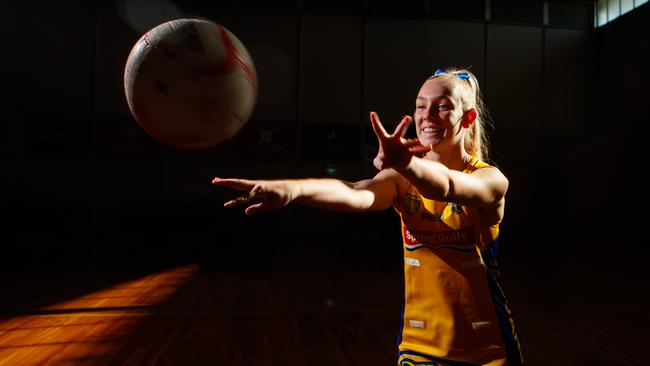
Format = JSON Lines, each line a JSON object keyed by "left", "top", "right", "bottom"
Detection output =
{"left": 0, "top": 242, "right": 648, "bottom": 365}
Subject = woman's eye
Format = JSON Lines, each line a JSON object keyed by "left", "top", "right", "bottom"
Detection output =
{"left": 438, "top": 105, "right": 449, "bottom": 110}
{"left": 416, "top": 105, "right": 426, "bottom": 110}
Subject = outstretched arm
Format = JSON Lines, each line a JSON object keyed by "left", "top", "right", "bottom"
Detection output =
{"left": 211, "top": 169, "right": 401, "bottom": 215}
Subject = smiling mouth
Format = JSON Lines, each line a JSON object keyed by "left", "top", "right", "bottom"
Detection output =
{"left": 422, "top": 127, "right": 444, "bottom": 134}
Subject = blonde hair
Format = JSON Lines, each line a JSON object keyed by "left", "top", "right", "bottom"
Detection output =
{"left": 427, "top": 67, "right": 492, "bottom": 162}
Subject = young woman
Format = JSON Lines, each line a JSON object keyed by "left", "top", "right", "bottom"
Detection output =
{"left": 212, "top": 68, "right": 524, "bottom": 366}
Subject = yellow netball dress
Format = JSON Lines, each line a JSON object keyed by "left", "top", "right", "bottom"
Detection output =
{"left": 396, "top": 157, "right": 524, "bottom": 366}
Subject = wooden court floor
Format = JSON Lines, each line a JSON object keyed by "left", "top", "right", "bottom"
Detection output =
{"left": 0, "top": 243, "right": 648, "bottom": 366}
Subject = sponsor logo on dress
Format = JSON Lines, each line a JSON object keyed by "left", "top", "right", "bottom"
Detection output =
{"left": 403, "top": 226, "right": 476, "bottom": 251}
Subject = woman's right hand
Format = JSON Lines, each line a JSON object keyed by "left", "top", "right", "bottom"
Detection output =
{"left": 370, "top": 111, "right": 430, "bottom": 171}
{"left": 211, "top": 178, "right": 294, "bottom": 215}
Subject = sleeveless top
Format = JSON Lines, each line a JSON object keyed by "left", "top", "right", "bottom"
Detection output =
{"left": 395, "top": 156, "right": 520, "bottom": 365}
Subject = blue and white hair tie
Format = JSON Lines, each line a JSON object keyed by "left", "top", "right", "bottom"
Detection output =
{"left": 433, "top": 68, "right": 470, "bottom": 81}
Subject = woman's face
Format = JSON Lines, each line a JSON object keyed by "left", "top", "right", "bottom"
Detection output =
{"left": 413, "top": 77, "right": 467, "bottom": 151}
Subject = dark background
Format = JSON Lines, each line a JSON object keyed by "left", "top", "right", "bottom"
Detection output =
{"left": 0, "top": 0, "right": 648, "bottom": 364}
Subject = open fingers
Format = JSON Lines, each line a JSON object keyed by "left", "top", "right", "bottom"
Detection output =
{"left": 224, "top": 195, "right": 251, "bottom": 208}
{"left": 369, "top": 111, "right": 389, "bottom": 141}
{"left": 409, "top": 144, "right": 432, "bottom": 155}
{"left": 402, "top": 138, "right": 423, "bottom": 147}
{"left": 212, "top": 177, "right": 256, "bottom": 191}
{"left": 223, "top": 187, "right": 259, "bottom": 208}
{"left": 245, "top": 202, "right": 272, "bottom": 215}
{"left": 394, "top": 115, "right": 413, "bottom": 138}
{"left": 401, "top": 137, "right": 431, "bottom": 155}
{"left": 410, "top": 145, "right": 432, "bottom": 155}
{"left": 221, "top": 182, "right": 262, "bottom": 209}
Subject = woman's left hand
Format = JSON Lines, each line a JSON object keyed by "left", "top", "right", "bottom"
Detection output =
{"left": 212, "top": 178, "right": 294, "bottom": 215}
{"left": 370, "top": 111, "right": 431, "bottom": 171}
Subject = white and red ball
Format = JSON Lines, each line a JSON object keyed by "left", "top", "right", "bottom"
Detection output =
{"left": 124, "top": 18, "right": 257, "bottom": 149}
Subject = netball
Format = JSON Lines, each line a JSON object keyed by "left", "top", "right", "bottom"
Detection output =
{"left": 124, "top": 18, "right": 257, "bottom": 149}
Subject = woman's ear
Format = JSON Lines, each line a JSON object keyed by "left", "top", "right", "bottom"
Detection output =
{"left": 461, "top": 109, "right": 477, "bottom": 128}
